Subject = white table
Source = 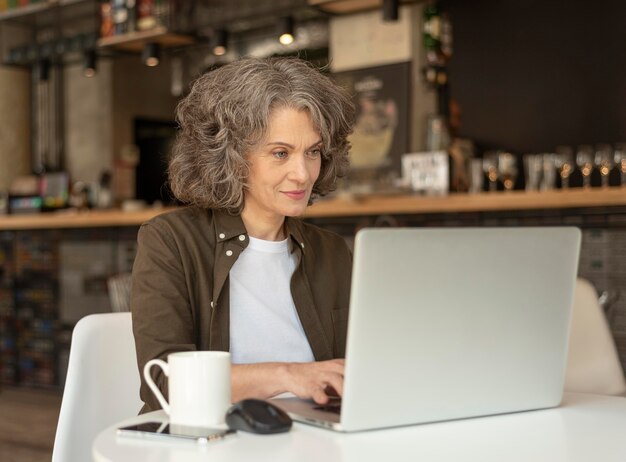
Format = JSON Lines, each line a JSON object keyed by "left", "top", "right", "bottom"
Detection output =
{"left": 93, "top": 392, "right": 626, "bottom": 462}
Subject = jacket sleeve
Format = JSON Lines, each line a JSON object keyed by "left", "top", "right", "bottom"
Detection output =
{"left": 332, "top": 236, "right": 352, "bottom": 358}
{"left": 131, "top": 221, "right": 196, "bottom": 413}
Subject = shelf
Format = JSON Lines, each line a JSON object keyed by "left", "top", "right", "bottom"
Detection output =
{"left": 97, "top": 26, "right": 194, "bottom": 52}
{"left": 308, "top": 0, "right": 417, "bottom": 15}
{"left": 0, "top": 2, "right": 51, "bottom": 20}
{"left": 304, "top": 188, "right": 626, "bottom": 218}
{"left": 0, "top": 207, "right": 173, "bottom": 230}
{"left": 0, "top": 0, "right": 90, "bottom": 22}
{"left": 1, "top": 189, "right": 626, "bottom": 230}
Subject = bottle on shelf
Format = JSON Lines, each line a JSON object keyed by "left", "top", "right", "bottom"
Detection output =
{"left": 99, "top": 0, "right": 170, "bottom": 37}
{"left": 422, "top": 2, "right": 449, "bottom": 89}
{"left": 100, "top": 1, "right": 114, "bottom": 38}
{"left": 113, "top": 0, "right": 129, "bottom": 35}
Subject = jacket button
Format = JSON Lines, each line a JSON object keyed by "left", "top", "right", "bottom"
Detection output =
{"left": 219, "top": 233, "right": 225, "bottom": 239}
{"left": 238, "top": 235, "right": 246, "bottom": 241}
{"left": 210, "top": 301, "right": 214, "bottom": 308}
{"left": 300, "top": 242, "right": 305, "bottom": 249}
{"left": 226, "top": 250, "right": 233, "bottom": 256}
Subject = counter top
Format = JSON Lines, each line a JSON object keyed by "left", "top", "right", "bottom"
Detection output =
{"left": 0, "top": 207, "right": 174, "bottom": 230}
{"left": 305, "top": 188, "right": 626, "bottom": 217}
{"left": 1, "top": 189, "right": 625, "bottom": 230}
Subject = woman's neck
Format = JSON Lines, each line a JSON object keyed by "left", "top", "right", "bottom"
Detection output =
{"left": 240, "top": 209, "right": 286, "bottom": 241}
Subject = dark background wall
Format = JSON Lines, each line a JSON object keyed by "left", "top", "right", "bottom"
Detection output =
{"left": 442, "top": 0, "right": 625, "bottom": 153}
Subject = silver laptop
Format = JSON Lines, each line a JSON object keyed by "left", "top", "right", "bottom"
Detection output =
{"left": 272, "top": 227, "right": 581, "bottom": 432}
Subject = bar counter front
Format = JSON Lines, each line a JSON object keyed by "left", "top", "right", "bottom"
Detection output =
{"left": 1, "top": 188, "right": 626, "bottom": 390}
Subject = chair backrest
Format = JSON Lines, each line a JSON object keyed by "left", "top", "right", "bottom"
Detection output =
{"left": 564, "top": 278, "right": 626, "bottom": 395}
{"left": 52, "top": 312, "right": 142, "bottom": 462}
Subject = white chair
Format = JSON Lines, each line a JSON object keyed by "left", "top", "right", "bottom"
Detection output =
{"left": 564, "top": 278, "right": 626, "bottom": 396}
{"left": 52, "top": 312, "right": 143, "bottom": 462}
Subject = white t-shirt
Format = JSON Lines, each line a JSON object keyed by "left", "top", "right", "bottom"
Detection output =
{"left": 229, "top": 236, "right": 315, "bottom": 365}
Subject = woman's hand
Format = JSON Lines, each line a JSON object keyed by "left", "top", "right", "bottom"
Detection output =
{"left": 231, "top": 359, "right": 345, "bottom": 405}
{"left": 283, "top": 359, "right": 345, "bottom": 404}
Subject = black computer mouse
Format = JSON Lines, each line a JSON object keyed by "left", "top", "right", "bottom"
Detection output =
{"left": 225, "top": 399, "right": 292, "bottom": 434}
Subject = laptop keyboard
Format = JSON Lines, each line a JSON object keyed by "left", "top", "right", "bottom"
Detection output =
{"left": 313, "top": 402, "right": 342, "bottom": 414}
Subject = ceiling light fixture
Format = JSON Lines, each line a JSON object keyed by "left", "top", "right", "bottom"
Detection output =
{"left": 142, "top": 42, "right": 161, "bottom": 67}
{"left": 278, "top": 16, "right": 295, "bottom": 45}
{"left": 37, "top": 59, "right": 50, "bottom": 82}
{"left": 83, "top": 50, "right": 97, "bottom": 77}
{"left": 213, "top": 29, "right": 228, "bottom": 56}
{"left": 383, "top": 0, "right": 399, "bottom": 21}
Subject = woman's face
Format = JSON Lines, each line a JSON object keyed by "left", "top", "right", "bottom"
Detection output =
{"left": 243, "top": 107, "right": 322, "bottom": 224}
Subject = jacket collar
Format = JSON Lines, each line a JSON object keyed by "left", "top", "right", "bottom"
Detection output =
{"left": 212, "top": 209, "right": 248, "bottom": 243}
{"left": 285, "top": 217, "right": 307, "bottom": 255}
{"left": 212, "top": 208, "right": 307, "bottom": 252}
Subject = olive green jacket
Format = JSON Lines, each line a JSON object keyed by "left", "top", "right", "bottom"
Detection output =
{"left": 131, "top": 207, "right": 352, "bottom": 413}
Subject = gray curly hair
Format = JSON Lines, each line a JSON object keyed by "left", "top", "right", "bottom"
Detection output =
{"left": 168, "top": 57, "right": 355, "bottom": 213}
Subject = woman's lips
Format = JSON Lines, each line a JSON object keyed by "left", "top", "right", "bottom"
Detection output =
{"left": 283, "top": 190, "right": 307, "bottom": 200}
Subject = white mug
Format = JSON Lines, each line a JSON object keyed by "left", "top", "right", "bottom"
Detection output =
{"left": 143, "top": 351, "right": 231, "bottom": 429}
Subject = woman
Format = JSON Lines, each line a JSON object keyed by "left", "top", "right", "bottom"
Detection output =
{"left": 132, "top": 57, "right": 356, "bottom": 413}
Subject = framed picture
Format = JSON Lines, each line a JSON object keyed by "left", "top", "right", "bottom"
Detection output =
{"left": 333, "top": 62, "right": 411, "bottom": 180}
{"left": 402, "top": 151, "right": 449, "bottom": 196}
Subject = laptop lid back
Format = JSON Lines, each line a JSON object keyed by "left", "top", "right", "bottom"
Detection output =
{"left": 340, "top": 227, "right": 581, "bottom": 431}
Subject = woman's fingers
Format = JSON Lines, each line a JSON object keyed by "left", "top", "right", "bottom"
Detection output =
{"left": 312, "top": 387, "right": 329, "bottom": 405}
{"left": 305, "top": 371, "right": 344, "bottom": 404}
{"left": 285, "top": 361, "right": 346, "bottom": 403}
{"left": 323, "top": 371, "right": 344, "bottom": 398}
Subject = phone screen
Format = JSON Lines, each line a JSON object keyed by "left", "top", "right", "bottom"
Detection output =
{"left": 117, "top": 421, "right": 235, "bottom": 442}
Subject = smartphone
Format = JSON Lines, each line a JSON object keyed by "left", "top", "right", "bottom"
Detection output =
{"left": 117, "top": 421, "right": 235, "bottom": 443}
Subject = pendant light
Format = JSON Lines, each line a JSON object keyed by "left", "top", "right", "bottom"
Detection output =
{"left": 83, "top": 50, "right": 97, "bottom": 77}
{"left": 383, "top": 0, "right": 399, "bottom": 21}
{"left": 278, "top": 16, "right": 295, "bottom": 45}
{"left": 142, "top": 42, "right": 161, "bottom": 67}
{"left": 213, "top": 29, "right": 228, "bottom": 56}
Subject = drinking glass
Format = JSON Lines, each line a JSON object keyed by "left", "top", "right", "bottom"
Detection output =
{"left": 576, "top": 145, "right": 594, "bottom": 188}
{"left": 482, "top": 151, "right": 499, "bottom": 192}
{"left": 614, "top": 143, "right": 626, "bottom": 187}
{"left": 469, "top": 158, "right": 483, "bottom": 194}
{"left": 541, "top": 153, "right": 557, "bottom": 191}
{"left": 523, "top": 154, "right": 542, "bottom": 191}
{"left": 594, "top": 144, "right": 613, "bottom": 188}
{"left": 555, "top": 146, "right": 574, "bottom": 189}
{"left": 497, "top": 151, "right": 517, "bottom": 191}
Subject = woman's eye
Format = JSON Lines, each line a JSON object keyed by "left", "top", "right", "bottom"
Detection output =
{"left": 307, "top": 149, "right": 322, "bottom": 158}
{"left": 273, "top": 151, "right": 288, "bottom": 159}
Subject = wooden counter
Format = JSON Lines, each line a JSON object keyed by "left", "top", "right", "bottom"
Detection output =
{"left": 0, "top": 207, "right": 174, "bottom": 230}
{"left": 0, "top": 188, "right": 625, "bottom": 230}
{"left": 305, "top": 188, "right": 626, "bottom": 218}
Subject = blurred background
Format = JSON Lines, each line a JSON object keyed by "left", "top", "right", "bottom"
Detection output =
{"left": 0, "top": 1, "right": 624, "bottom": 460}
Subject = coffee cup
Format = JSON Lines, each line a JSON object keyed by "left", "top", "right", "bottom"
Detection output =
{"left": 143, "top": 351, "right": 231, "bottom": 429}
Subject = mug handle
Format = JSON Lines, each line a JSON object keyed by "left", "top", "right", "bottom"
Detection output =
{"left": 143, "top": 359, "right": 171, "bottom": 415}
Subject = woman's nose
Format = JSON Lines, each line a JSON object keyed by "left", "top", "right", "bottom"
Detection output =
{"left": 288, "top": 154, "right": 309, "bottom": 182}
